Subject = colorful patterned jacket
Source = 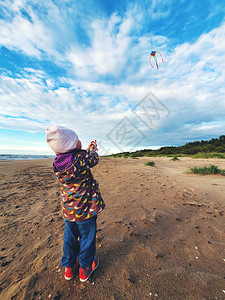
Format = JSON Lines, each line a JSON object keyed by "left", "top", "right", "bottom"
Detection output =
{"left": 53, "top": 149, "right": 105, "bottom": 222}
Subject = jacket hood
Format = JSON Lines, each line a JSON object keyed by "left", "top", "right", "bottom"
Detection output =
{"left": 53, "top": 149, "right": 81, "bottom": 172}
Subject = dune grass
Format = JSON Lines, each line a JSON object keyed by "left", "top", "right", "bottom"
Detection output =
{"left": 189, "top": 164, "right": 225, "bottom": 175}
{"left": 144, "top": 161, "right": 155, "bottom": 166}
{"left": 108, "top": 151, "right": 225, "bottom": 159}
{"left": 193, "top": 153, "right": 225, "bottom": 159}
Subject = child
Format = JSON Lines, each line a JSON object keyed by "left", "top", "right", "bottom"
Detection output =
{"left": 45, "top": 125, "right": 105, "bottom": 282}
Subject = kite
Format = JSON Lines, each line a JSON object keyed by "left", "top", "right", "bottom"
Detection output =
{"left": 149, "top": 51, "right": 164, "bottom": 69}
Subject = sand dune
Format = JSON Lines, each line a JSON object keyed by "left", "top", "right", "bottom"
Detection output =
{"left": 0, "top": 157, "right": 224, "bottom": 299}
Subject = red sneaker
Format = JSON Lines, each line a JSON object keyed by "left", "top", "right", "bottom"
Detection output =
{"left": 79, "top": 256, "right": 99, "bottom": 282}
{"left": 64, "top": 259, "right": 79, "bottom": 280}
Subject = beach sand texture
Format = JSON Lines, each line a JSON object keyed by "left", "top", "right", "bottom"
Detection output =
{"left": 0, "top": 157, "right": 225, "bottom": 300}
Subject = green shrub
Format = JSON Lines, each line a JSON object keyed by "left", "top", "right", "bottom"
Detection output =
{"left": 145, "top": 161, "right": 155, "bottom": 166}
{"left": 171, "top": 156, "right": 179, "bottom": 161}
{"left": 189, "top": 164, "right": 225, "bottom": 175}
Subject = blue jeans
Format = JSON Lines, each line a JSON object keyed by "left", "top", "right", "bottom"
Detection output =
{"left": 61, "top": 216, "right": 97, "bottom": 269}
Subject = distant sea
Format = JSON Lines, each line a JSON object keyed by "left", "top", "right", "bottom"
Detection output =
{"left": 0, "top": 154, "right": 55, "bottom": 161}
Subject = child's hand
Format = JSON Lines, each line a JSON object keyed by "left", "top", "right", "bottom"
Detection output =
{"left": 88, "top": 142, "right": 95, "bottom": 150}
{"left": 88, "top": 140, "right": 98, "bottom": 151}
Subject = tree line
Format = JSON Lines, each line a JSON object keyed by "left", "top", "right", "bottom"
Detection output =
{"left": 108, "top": 135, "right": 225, "bottom": 157}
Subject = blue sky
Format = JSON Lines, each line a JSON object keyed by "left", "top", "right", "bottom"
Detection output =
{"left": 0, "top": 0, "right": 225, "bottom": 155}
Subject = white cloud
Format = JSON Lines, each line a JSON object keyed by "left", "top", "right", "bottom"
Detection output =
{"left": 148, "top": 0, "right": 173, "bottom": 20}
{"left": 196, "top": 123, "right": 225, "bottom": 131}
{"left": 0, "top": 13, "right": 52, "bottom": 58}
{"left": 67, "top": 13, "right": 133, "bottom": 78}
{"left": 0, "top": 0, "right": 75, "bottom": 63}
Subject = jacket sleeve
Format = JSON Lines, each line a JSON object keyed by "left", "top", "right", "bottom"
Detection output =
{"left": 85, "top": 150, "right": 99, "bottom": 168}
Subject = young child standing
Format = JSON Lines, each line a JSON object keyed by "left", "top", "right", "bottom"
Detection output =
{"left": 45, "top": 126, "right": 105, "bottom": 282}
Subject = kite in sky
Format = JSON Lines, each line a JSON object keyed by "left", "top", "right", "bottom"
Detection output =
{"left": 149, "top": 51, "right": 164, "bottom": 69}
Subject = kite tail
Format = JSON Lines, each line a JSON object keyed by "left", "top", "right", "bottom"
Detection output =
{"left": 149, "top": 57, "right": 155, "bottom": 68}
{"left": 154, "top": 56, "right": 159, "bottom": 69}
{"left": 158, "top": 52, "right": 164, "bottom": 63}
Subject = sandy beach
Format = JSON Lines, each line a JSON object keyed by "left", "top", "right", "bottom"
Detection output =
{"left": 0, "top": 156, "right": 224, "bottom": 300}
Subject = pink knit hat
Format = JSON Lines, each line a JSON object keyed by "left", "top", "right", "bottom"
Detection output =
{"left": 45, "top": 126, "right": 79, "bottom": 154}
